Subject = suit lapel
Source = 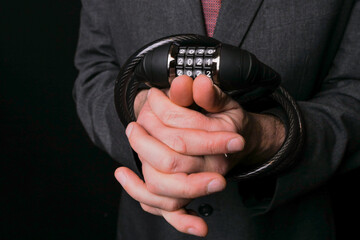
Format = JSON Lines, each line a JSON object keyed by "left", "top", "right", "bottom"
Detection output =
{"left": 213, "top": 0, "right": 264, "bottom": 46}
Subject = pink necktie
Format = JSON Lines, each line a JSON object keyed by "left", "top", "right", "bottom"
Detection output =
{"left": 201, "top": 0, "right": 222, "bottom": 37}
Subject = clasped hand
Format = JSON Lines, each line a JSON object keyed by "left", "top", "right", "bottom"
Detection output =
{"left": 115, "top": 75, "right": 285, "bottom": 237}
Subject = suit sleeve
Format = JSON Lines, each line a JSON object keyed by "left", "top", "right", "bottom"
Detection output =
{"left": 246, "top": 1, "right": 360, "bottom": 214}
{"left": 73, "top": 0, "right": 139, "bottom": 173}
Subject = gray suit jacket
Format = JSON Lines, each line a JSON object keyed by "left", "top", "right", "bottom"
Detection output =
{"left": 73, "top": 0, "right": 360, "bottom": 239}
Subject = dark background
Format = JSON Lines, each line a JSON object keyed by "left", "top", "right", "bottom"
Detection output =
{"left": 1, "top": 1, "right": 359, "bottom": 239}
{"left": 1, "top": 1, "right": 119, "bottom": 239}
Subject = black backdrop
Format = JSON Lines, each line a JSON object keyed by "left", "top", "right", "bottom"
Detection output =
{"left": 1, "top": 1, "right": 359, "bottom": 239}
{"left": 1, "top": 1, "right": 119, "bottom": 239}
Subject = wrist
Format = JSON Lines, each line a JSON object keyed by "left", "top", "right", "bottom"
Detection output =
{"left": 241, "top": 112, "right": 285, "bottom": 166}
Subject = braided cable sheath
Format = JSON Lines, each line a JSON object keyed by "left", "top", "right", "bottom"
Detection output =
{"left": 114, "top": 34, "right": 304, "bottom": 180}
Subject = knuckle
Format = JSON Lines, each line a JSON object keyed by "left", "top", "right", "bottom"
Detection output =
{"left": 140, "top": 203, "right": 160, "bottom": 216}
{"left": 140, "top": 203, "right": 151, "bottom": 212}
{"left": 163, "top": 200, "right": 182, "bottom": 211}
{"left": 162, "top": 154, "right": 179, "bottom": 173}
{"left": 167, "top": 135, "right": 187, "bottom": 153}
{"left": 163, "top": 110, "right": 181, "bottom": 124}
{"left": 146, "top": 180, "right": 160, "bottom": 195}
{"left": 205, "top": 139, "right": 219, "bottom": 155}
{"left": 181, "top": 178, "right": 197, "bottom": 197}
{"left": 136, "top": 112, "right": 148, "bottom": 126}
{"left": 136, "top": 111, "right": 146, "bottom": 123}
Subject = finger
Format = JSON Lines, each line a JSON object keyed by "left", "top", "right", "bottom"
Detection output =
{"left": 136, "top": 110, "right": 241, "bottom": 171}
{"left": 193, "top": 74, "right": 239, "bottom": 113}
{"left": 116, "top": 167, "right": 208, "bottom": 237}
{"left": 147, "top": 124, "right": 244, "bottom": 155}
{"left": 147, "top": 87, "right": 233, "bottom": 131}
{"left": 126, "top": 121, "right": 206, "bottom": 173}
{"left": 140, "top": 203, "right": 161, "bottom": 216}
{"left": 142, "top": 163, "right": 226, "bottom": 198}
{"left": 139, "top": 203, "right": 208, "bottom": 237}
{"left": 169, "top": 75, "right": 194, "bottom": 107}
{"left": 162, "top": 208, "right": 208, "bottom": 237}
{"left": 114, "top": 167, "right": 189, "bottom": 211}
{"left": 137, "top": 108, "right": 244, "bottom": 155}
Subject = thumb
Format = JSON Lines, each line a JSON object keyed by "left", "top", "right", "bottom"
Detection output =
{"left": 169, "top": 75, "right": 194, "bottom": 107}
{"left": 193, "top": 75, "right": 238, "bottom": 113}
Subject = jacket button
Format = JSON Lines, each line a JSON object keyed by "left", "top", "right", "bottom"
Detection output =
{"left": 198, "top": 204, "right": 213, "bottom": 217}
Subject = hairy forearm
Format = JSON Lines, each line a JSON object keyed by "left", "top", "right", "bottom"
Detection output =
{"left": 240, "top": 112, "right": 286, "bottom": 166}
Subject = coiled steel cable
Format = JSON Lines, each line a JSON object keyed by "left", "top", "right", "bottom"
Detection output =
{"left": 114, "top": 34, "right": 304, "bottom": 180}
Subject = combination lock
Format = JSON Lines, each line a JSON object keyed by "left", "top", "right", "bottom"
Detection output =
{"left": 172, "top": 46, "right": 219, "bottom": 80}
{"left": 135, "top": 41, "right": 281, "bottom": 101}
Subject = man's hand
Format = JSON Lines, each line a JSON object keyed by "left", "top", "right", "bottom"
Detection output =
{"left": 115, "top": 75, "right": 285, "bottom": 237}
{"left": 142, "top": 75, "right": 285, "bottom": 166}
{"left": 116, "top": 76, "right": 241, "bottom": 237}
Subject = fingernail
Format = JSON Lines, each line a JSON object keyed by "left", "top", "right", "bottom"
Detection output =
{"left": 115, "top": 169, "right": 127, "bottom": 185}
{"left": 207, "top": 179, "right": 224, "bottom": 194}
{"left": 147, "top": 88, "right": 152, "bottom": 98}
{"left": 125, "top": 124, "right": 134, "bottom": 137}
{"left": 227, "top": 137, "right": 244, "bottom": 153}
{"left": 187, "top": 228, "right": 201, "bottom": 236}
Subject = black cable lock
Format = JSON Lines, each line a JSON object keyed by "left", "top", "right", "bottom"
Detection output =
{"left": 114, "top": 34, "right": 304, "bottom": 180}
